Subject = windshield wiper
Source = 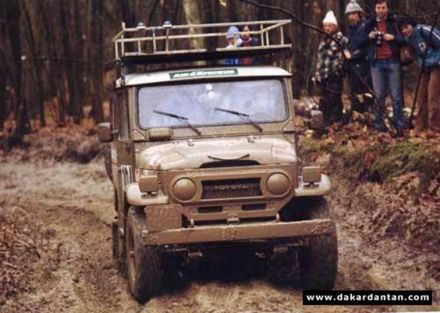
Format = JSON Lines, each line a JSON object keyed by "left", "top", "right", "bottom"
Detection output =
{"left": 153, "top": 110, "right": 201, "bottom": 135}
{"left": 214, "top": 107, "right": 263, "bottom": 132}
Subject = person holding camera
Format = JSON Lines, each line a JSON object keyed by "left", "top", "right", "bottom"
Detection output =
{"left": 399, "top": 18, "right": 440, "bottom": 133}
{"left": 365, "top": 0, "right": 406, "bottom": 136}
{"left": 345, "top": 0, "right": 372, "bottom": 115}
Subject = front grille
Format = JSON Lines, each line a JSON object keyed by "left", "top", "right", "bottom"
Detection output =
{"left": 202, "top": 178, "right": 262, "bottom": 199}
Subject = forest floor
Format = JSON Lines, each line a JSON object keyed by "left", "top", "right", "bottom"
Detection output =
{"left": 0, "top": 121, "right": 439, "bottom": 313}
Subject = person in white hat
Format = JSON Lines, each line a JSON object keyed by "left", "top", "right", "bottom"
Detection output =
{"left": 344, "top": 0, "right": 373, "bottom": 115}
{"left": 224, "top": 26, "right": 242, "bottom": 65}
{"left": 315, "top": 10, "right": 349, "bottom": 126}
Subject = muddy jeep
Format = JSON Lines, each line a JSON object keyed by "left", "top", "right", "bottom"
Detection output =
{"left": 98, "top": 20, "right": 337, "bottom": 302}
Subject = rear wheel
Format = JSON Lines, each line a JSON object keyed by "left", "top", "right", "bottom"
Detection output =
{"left": 126, "top": 206, "right": 163, "bottom": 302}
{"left": 297, "top": 197, "right": 338, "bottom": 289}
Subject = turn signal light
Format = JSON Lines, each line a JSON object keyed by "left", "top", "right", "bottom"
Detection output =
{"left": 139, "top": 174, "right": 159, "bottom": 193}
{"left": 302, "top": 166, "right": 322, "bottom": 184}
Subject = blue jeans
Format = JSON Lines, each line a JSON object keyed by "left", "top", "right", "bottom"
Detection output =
{"left": 370, "top": 59, "right": 405, "bottom": 130}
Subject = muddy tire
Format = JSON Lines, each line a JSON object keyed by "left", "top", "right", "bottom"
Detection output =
{"left": 112, "top": 220, "right": 127, "bottom": 276}
{"left": 268, "top": 250, "right": 299, "bottom": 285}
{"left": 112, "top": 221, "right": 119, "bottom": 260}
{"left": 113, "top": 189, "right": 118, "bottom": 212}
{"left": 126, "top": 206, "right": 163, "bottom": 303}
{"left": 297, "top": 197, "right": 338, "bottom": 290}
{"left": 104, "top": 145, "right": 112, "bottom": 182}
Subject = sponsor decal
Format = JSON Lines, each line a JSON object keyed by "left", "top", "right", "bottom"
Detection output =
{"left": 170, "top": 69, "right": 238, "bottom": 79}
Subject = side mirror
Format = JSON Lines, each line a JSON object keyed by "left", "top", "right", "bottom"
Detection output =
{"left": 97, "top": 122, "right": 113, "bottom": 143}
{"left": 309, "top": 110, "right": 324, "bottom": 130}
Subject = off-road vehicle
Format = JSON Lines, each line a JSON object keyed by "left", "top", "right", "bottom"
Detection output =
{"left": 98, "top": 20, "right": 337, "bottom": 302}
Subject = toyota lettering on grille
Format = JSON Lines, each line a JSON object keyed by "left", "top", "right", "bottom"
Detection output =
{"left": 207, "top": 184, "right": 251, "bottom": 191}
{"left": 202, "top": 179, "right": 262, "bottom": 199}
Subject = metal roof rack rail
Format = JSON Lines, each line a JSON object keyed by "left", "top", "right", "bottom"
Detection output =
{"left": 112, "top": 20, "right": 292, "bottom": 66}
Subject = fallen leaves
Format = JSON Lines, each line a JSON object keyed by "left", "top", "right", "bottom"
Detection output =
{"left": 300, "top": 117, "right": 440, "bottom": 268}
{"left": 0, "top": 207, "right": 39, "bottom": 304}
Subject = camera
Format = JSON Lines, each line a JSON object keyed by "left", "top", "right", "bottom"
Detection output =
{"left": 376, "top": 31, "right": 384, "bottom": 46}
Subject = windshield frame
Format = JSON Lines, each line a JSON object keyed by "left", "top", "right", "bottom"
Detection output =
{"left": 135, "top": 77, "right": 290, "bottom": 132}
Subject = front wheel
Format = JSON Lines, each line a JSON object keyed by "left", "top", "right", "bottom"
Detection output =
{"left": 126, "top": 206, "right": 164, "bottom": 302}
{"left": 297, "top": 197, "right": 338, "bottom": 289}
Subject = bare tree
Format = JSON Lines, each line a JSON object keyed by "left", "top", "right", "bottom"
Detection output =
{"left": 0, "top": 48, "right": 6, "bottom": 131}
{"left": 183, "top": 0, "right": 204, "bottom": 49}
{"left": 91, "top": 0, "right": 104, "bottom": 122}
{"left": 4, "top": 0, "right": 30, "bottom": 137}
{"left": 21, "top": 0, "right": 46, "bottom": 127}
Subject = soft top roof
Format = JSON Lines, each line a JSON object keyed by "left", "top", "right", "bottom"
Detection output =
{"left": 120, "top": 66, "right": 291, "bottom": 87}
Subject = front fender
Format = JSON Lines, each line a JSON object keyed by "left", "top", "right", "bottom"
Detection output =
{"left": 126, "top": 183, "right": 169, "bottom": 206}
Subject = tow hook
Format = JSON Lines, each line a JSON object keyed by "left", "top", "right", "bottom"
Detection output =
{"left": 187, "top": 251, "right": 203, "bottom": 259}
{"left": 227, "top": 215, "right": 240, "bottom": 224}
{"left": 273, "top": 246, "right": 289, "bottom": 254}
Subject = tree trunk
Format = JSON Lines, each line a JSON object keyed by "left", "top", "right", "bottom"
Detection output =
{"left": 60, "top": 0, "right": 83, "bottom": 124}
{"left": 91, "top": 0, "right": 104, "bottom": 123}
{"left": 72, "top": 0, "right": 84, "bottom": 124}
{"left": 0, "top": 49, "right": 6, "bottom": 131}
{"left": 228, "top": 0, "right": 239, "bottom": 22}
{"left": 5, "top": 0, "right": 29, "bottom": 137}
{"left": 120, "top": 0, "right": 136, "bottom": 26}
{"left": 183, "top": 0, "right": 203, "bottom": 50}
{"left": 41, "top": 0, "right": 66, "bottom": 125}
{"left": 22, "top": 0, "right": 46, "bottom": 127}
{"left": 292, "top": 0, "right": 307, "bottom": 98}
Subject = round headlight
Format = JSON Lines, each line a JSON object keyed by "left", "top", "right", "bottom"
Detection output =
{"left": 266, "top": 173, "right": 289, "bottom": 196}
{"left": 173, "top": 178, "right": 196, "bottom": 201}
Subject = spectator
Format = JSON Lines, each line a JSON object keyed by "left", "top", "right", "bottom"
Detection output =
{"left": 315, "top": 10, "right": 348, "bottom": 126}
{"left": 224, "top": 26, "right": 242, "bottom": 65}
{"left": 399, "top": 17, "right": 440, "bottom": 133}
{"left": 241, "top": 25, "right": 258, "bottom": 65}
{"left": 365, "top": 0, "right": 406, "bottom": 136}
{"left": 344, "top": 0, "right": 372, "bottom": 114}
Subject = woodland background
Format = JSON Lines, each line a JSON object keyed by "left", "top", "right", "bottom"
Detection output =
{"left": 1, "top": 2, "right": 440, "bottom": 311}
{"left": 0, "top": 0, "right": 439, "bottom": 139}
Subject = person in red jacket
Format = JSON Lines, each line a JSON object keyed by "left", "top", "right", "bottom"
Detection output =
{"left": 365, "top": 0, "right": 406, "bottom": 136}
{"left": 240, "top": 25, "right": 258, "bottom": 65}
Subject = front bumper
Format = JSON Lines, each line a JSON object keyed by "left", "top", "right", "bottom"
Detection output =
{"left": 142, "top": 219, "right": 334, "bottom": 245}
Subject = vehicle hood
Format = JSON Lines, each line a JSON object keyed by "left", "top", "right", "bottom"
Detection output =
{"left": 137, "top": 137, "right": 296, "bottom": 170}
{"left": 137, "top": 138, "right": 296, "bottom": 170}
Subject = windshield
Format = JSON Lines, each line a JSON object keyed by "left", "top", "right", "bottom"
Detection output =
{"left": 138, "top": 79, "right": 287, "bottom": 129}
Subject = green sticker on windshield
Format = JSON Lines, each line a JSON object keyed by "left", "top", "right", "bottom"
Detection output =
{"left": 170, "top": 69, "right": 238, "bottom": 79}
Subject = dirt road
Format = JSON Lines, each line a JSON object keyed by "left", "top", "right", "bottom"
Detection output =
{"left": 0, "top": 159, "right": 438, "bottom": 313}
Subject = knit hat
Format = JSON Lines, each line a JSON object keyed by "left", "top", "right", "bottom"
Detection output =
{"left": 323, "top": 10, "right": 338, "bottom": 26}
{"left": 345, "top": 0, "right": 363, "bottom": 15}
{"left": 398, "top": 17, "right": 417, "bottom": 29}
{"left": 226, "top": 26, "right": 240, "bottom": 39}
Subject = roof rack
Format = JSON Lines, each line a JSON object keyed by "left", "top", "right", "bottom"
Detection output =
{"left": 112, "top": 20, "right": 292, "bottom": 65}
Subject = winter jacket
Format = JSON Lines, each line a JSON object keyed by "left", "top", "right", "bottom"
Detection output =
{"left": 224, "top": 38, "right": 243, "bottom": 65}
{"left": 315, "top": 32, "right": 349, "bottom": 81}
{"left": 364, "top": 14, "right": 405, "bottom": 64}
{"left": 241, "top": 36, "right": 259, "bottom": 65}
{"left": 347, "top": 19, "right": 369, "bottom": 63}
{"left": 408, "top": 24, "right": 440, "bottom": 70}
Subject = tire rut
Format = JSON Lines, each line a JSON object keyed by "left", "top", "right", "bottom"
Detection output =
{"left": 1, "top": 161, "right": 438, "bottom": 312}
